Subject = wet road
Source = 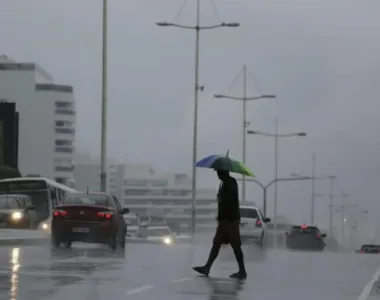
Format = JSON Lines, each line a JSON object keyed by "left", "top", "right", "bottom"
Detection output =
{"left": 0, "top": 239, "right": 379, "bottom": 300}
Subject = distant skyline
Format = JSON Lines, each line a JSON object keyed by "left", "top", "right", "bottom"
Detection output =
{"left": 1, "top": 0, "right": 379, "bottom": 232}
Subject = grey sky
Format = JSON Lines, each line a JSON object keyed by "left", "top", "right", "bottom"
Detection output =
{"left": 1, "top": 0, "right": 379, "bottom": 230}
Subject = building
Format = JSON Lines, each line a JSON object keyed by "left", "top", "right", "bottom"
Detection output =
{"left": 0, "top": 55, "right": 76, "bottom": 186}
{"left": 73, "top": 154, "right": 218, "bottom": 232}
{"left": 0, "top": 102, "right": 19, "bottom": 169}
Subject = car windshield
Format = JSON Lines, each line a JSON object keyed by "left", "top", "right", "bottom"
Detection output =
{"left": 240, "top": 208, "right": 258, "bottom": 219}
{"left": 63, "top": 194, "right": 109, "bottom": 206}
{"left": 0, "top": 196, "right": 22, "bottom": 209}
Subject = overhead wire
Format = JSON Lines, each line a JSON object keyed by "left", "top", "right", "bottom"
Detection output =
{"left": 173, "top": 0, "right": 188, "bottom": 23}
{"left": 227, "top": 67, "right": 244, "bottom": 95}
{"left": 209, "top": 0, "right": 222, "bottom": 23}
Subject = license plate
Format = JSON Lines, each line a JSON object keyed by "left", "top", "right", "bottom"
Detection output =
{"left": 72, "top": 227, "right": 89, "bottom": 233}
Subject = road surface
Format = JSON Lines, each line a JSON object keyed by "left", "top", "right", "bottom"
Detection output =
{"left": 0, "top": 238, "right": 379, "bottom": 300}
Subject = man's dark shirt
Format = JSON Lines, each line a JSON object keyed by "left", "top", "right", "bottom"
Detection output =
{"left": 217, "top": 176, "right": 240, "bottom": 222}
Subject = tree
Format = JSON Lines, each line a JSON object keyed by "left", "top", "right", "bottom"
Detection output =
{"left": 0, "top": 166, "right": 21, "bottom": 180}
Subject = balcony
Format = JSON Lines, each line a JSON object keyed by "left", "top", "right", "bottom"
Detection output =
{"left": 55, "top": 109, "right": 75, "bottom": 115}
{"left": 55, "top": 166, "right": 74, "bottom": 172}
{"left": 55, "top": 128, "right": 75, "bottom": 134}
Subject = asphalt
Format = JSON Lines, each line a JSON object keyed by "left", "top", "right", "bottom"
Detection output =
{"left": 0, "top": 237, "right": 379, "bottom": 300}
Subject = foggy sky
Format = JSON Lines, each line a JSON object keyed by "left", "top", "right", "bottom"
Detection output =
{"left": 1, "top": 0, "right": 379, "bottom": 231}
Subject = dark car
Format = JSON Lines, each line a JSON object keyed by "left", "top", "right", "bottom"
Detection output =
{"left": 285, "top": 225, "right": 326, "bottom": 251}
{"left": 356, "top": 244, "right": 380, "bottom": 254}
{"left": 0, "top": 194, "right": 38, "bottom": 229}
{"left": 51, "top": 192, "right": 129, "bottom": 250}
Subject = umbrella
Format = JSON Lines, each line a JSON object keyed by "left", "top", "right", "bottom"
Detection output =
{"left": 195, "top": 154, "right": 254, "bottom": 177}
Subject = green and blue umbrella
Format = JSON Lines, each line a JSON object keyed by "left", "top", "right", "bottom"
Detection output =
{"left": 195, "top": 154, "right": 254, "bottom": 177}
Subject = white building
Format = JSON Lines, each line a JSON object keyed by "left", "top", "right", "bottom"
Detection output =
{"left": 73, "top": 155, "right": 218, "bottom": 231}
{"left": 0, "top": 55, "right": 76, "bottom": 186}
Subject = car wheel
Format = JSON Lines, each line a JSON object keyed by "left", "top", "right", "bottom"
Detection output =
{"left": 108, "top": 232, "right": 117, "bottom": 251}
{"left": 51, "top": 235, "right": 60, "bottom": 248}
{"left": 119, "top": 231, "right": 126, "bottom": 249}
{"left": 258, "top": 232, "right": 265, "bottom": 248}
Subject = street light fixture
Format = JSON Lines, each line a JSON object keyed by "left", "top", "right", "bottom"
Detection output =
{"left": 214, "top": 88, "right": 276, "bottom": 204}
{"left": 156, "top": 1, "right": 239, "bottom": 237}
{"left": 247, "top": 128, "right": 306, "bottom": 232}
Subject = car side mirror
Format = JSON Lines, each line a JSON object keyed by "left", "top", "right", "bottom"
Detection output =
{"left": 121, "top": 207, "right": 130, "bottom": 214}
{"left": 322, "top": 233, "right": 327, "bottom": 238}
{"left": 264, "top": 218, "right": 271, "bottom": 223}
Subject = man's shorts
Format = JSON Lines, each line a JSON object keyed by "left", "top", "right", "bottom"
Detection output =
{"left": 213, "top": 221, "right": 241, "bottom": 247}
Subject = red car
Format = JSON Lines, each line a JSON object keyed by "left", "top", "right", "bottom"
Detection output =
{"left": 51, "top": 192, "right": 129, "bottom": 250}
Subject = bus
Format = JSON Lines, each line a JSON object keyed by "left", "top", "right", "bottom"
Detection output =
{"left": 0, "top": 177, "right": 77, "bottom": 230}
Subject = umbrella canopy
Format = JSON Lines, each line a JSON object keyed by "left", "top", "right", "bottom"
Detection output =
{"left": 196, "top": 155, "right": 254, "bottom": 177}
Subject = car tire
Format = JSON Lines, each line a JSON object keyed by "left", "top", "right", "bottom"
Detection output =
{"left": 258, "top": 232, "right": 265, "bottom": 248}
{"left": 108, "top": 232, "right": 117, "bottom": 251}
{"left": 51, "top": 235, "right": 60, "bottom": 248}
{"left": 120, "top": 231, "right": 126, "bottom": 250}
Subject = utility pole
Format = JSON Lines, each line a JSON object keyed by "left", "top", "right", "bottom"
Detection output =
{"left": 328, "top": 176, "right": 337, "bottom": 237}
{"left": 242, "top": 65, "right": 247, "bottom": 204}
{"left": 311, "top": 153, "right": 316, "bottom": 225}
{"left": 340, "top": 192, "right": 350, "bottom": 247}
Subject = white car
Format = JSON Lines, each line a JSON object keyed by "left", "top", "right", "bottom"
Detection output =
{"left": 239, "top": 206, "right": 271, "bottom": 247}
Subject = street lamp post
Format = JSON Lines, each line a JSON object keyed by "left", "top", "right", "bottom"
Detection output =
{"left": 247, "top": 129, "right": 306, "bottom": 222}
{"left": 100, "top": 0, "right": 108, "bottom": 193}
{"left": 292, "top": 173, "right": 337, "bottom": 233}
{"left": 156, "top": 1, "right": 239, "bottom": 236}
{"left": 238, "top": 176, "right": 315, "bottom": 248}
{"left": 237, "top": 176, "right": 315, "bottom": 217}
{"left": 214, "top": 88, "right": 275, "bottom": 204}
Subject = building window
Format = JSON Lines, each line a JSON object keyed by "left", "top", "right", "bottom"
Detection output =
{"left": 150, "top": 180, "right": 168, "bottom": 187}
{"left": 55, "top": 109, "right": 75, "bottom": 115}
{"left": 55, "top": 166, "right": 74, "bottom": 172}
{"left": 124, "top": 179, "right": 147, "bottom": 186}
{"left": 55, "top": 147, "right": 73, "bottom": 153}
{"left": 55, "top": 128, "right": 75, "bottom": 134}
{"left": 54, "top": 157, "right": 72, "bottom": 167}
{"left": 55, "top": 101, "right": 73, "bottom": 109}
{"left": 55, "top": 139, "right": 72, "bottom": 146}
{"left": 124, "top": 189, "right": 149, "bottom": 196}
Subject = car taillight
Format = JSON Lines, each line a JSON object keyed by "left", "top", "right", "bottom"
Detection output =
{"left": 360, "top": 250, "right": 365, "bottom": 253}
{"left": 97, "top": 211, "right": 113, "bottom": 219}
{"left": 53, "top": 210, "right": 68, "bottom": 217}
{"left": 256, "top": 220, "right": 262, "bottom": 227}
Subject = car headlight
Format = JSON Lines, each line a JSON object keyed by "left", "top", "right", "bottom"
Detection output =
{"left": 11, "top": 212, "right": 23, "bottom": 221}
{"left": 41, "top": 223, "right": 49, "bottom": 230}
{"left": 163, "top": 236, "right": 172, "bottom": 245}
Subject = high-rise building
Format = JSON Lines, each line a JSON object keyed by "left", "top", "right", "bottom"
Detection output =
{"left": 0, "top": 102, "right": 19, "bottom": 169}
{"left": 0, "top": 55, "right": 76, "bottom": 186}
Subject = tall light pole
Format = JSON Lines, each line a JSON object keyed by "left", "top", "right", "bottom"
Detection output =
{"left": 311, "top": 153, "right": 316, "bottom": 225}
{"left": 156, "top": 2, "right": 239, "bottom": 236}
{"left": 340, "top": 192, "right": 350, "bottom": 247}
{"left": 247, "top": 130, "right": 306, "bottom": 218}
{"left": 291, "top": 173, "right": 337, "bottom": 232}
{"left": 214, "top": 86, "right": 275, "bottom": 204}
{"left": 100, "top": 0, "right": 108, "bottom": 193}
{"left": 247, "top": 129, "right": 306, "bottom": 248}
{"left": 327, "top": 176, "right": 337, "bottom": 236}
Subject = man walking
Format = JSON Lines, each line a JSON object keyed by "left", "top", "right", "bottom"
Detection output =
{"left": 193, "top": 170, "right": 247, "bottom": 279}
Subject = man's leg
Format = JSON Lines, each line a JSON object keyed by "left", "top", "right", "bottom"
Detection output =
{"left": 229, "top": 223, "right": 247, "bottom": 279}
{"left": 193, "top": 224, "right": 223, "bottom": 276}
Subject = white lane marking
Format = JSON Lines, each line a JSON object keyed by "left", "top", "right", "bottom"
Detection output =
{"left": 357, "top": 267, "right": 380, "bottom": 300}
{"left": 125, "top": 284, "right": 154, "bottom": 295}
{"left": 171, "top": 277, "right": 192, "bottom": 283}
